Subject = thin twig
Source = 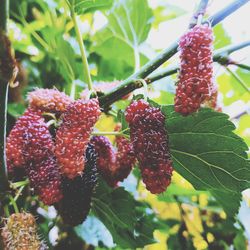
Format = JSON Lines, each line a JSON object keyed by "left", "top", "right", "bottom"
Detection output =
{"left": 226, "top": 67, "right": 250, "bottom": 93}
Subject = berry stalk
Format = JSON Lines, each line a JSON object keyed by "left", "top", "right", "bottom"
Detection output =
{"left": 70, "top": 5, "right": 93, "bottom": 91}
{"left": 99, "top": 0, "right": 250, "bottom": 109}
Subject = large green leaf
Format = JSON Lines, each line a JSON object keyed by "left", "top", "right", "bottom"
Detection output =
{"left": 210, "top": 190, "right": 242, "bottom": 219}
{"left": 92, "top": 180, "right": 157, "bottom": 248}
{"left": 162, "top": 106, "right": 250, "bottom": 193}
{"left": 92, "top": 0, "right": 153, "bottom": 69}
{"left": 73, "top": 0, "right": 114, "bottom": 14}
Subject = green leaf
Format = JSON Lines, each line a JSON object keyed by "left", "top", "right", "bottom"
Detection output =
{"left": 92, "top": 180, "right": 156, "bottom": 248}
{"left": 233, "top": 230, "right": 247, "bottom": 250}
{"left": 213, "top": 24, "right": 231, "bottom": 50}
{"left": 92, "top": 0, "right": 153, "bottom": 69}
{"left": 72, "top": 0, "right": 114, "bottom": 14}
{"left": 210, "top": 190, "right": 242, "bottom": 220}
{"left": 162, "top": 106, "right": 250, "bottom": 193}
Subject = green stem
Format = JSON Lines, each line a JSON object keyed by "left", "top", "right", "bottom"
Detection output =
{"left": 189, "top": 0, "right": 209, "bottom": 28}
{"left": 99, "top": 0, "right": 249, "bottom": 108}
{"left": 226, "top": 67, "right": 250, "bottom": 94}
{"left": 71, "top": 9, "right": 93, "bottom": 91}
{"left": 9, "top": 195, "right": 19, "bottom": 213}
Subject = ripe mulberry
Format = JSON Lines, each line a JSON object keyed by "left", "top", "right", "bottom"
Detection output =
{"left": 175, "top": 24, "right": 215, "bottom": 115}
{"left": 55, "top": 98, "right": 101, "bottom": 179}
{"left": 125, "top": 99, "right": 173, "bottom": 194}
{"left": 1, "top": 212, "right": 47, "bottom": 250}
{"left": 27, "top": 88, "right": 72, "bottom": 114}
{"left": 6, "top": 108, "right": 42, "bottom": 172}
{"left": 57, "top": 144, "right": 98, "bottom": 226}
{"left": 90, "top": 136, "right": 116, "bottom": 186}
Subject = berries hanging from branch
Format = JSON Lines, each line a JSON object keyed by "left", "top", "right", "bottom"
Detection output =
{"left": 174, "top": 23, "right": 216, "bottom": 115}
{"left": 55, "top": 98, "right": 101, "bottom": 179}
{"left": 125, "top": 99, "right": 173, "bottom": 194}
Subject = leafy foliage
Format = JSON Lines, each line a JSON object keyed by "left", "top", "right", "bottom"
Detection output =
{"left": 92, "top": 180, "right": 157, "bottom": 248}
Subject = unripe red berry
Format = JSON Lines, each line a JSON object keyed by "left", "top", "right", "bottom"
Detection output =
{"left": 175, "top": 24, "right": 216, "bottom": 115}
{"left": 90, "top": 136, "right": 117, "bottom": 186}
{"left": 55, "top": 99, "right": 101, "bottom": 179}
{"left": 6, "top": 108, "right": 42, "bottom": 172}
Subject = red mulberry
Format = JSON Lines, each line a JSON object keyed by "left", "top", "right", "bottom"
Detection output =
{"left": 175, "top": 24, "right": 215, "bottom": 115}
{"left": 1, "top": 212, "right": 47, "bottom": 250}
{"left": 113, "top": 125, "right": 136, "bottom": 184}
{"left": 22, "top": 111, "right": 62, "bottom": 205}
{"left": 125, "top": 100, "right": 173, "bottom": 194}
{"left": 55, "top": 98, "right": 101, "bottom": 179}
{"left": 27, "top": 88, "right": 72, "bottom": 113}
{"left": 90, "top": 136, "right": 116, "bottom": 186}
{"left": 57, "top": 144, "right": 98, "bottom": 226}
{"left": 6, "top": 108, "right": 42, "bottom": 172}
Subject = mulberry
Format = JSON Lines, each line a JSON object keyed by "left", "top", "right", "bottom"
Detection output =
{"left": 6, "top": 108, "right": 42, "bottom": 172}
{"left": 125, "top": 100, "right": 173, "bottom": 194}
{"left": 90, "top": 136, "right": 116, "bottom": 186}
{"left": 27, "top": 88, "right": 72, "bottom": 114}
{"left": 22, "top": 110, "right": 62, "bottom": 205}
{"left": 57, "top": 144, "right": 98, "bottom": 226}
{"left": 113, "top": 125, "right": 136, "bottom": 184}
{"left": 175, "top": 24, "right": 215, "bottom": 115}
{"left": 1, "top": 212, "right": 47, "bottom": 250}
{"left": 26, "top": 157, "right": 62, "bottom": 205}
{"left": 55, "top": 98, "right": 101, "bottom": 178}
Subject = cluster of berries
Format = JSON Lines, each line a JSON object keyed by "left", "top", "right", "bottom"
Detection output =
{"left": 174, "top": 24, "right": 218, "bottom": 115}
{"left": 7, "top": 88, "right": 100, "bottom": 225}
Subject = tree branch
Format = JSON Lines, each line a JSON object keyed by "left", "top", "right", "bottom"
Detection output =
{"left": 147, "top": 40, "right": 250, "bottom": 83}
{"left": 99, "top": 0, "right": 250, "bottom": 108}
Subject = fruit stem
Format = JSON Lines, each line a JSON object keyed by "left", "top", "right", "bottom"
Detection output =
{"left": 71, "top": 7, "right": 93, "bottom": 92}
{"left": 0, "top": 0, "right": 9, "bottom": 194}
{"left": 99, "top": 0, "right": 249, "bottom": 109}
{"left": 10, "top": 179, "right": 29, "bottom": 189}
{"left": 9, "top": 195, "right": 19, "bottom": 213}
{"left": 189, "top": 0, "right": 209, "bottom": 28}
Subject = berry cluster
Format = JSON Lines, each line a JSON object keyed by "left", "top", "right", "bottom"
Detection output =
{"left": 90, "top": 136, "right": 116, "bottom": 186}
{"left": 6, "top": 108, "right": 62, "bottom": 205}
{"left": 91, "top": 133, "right": 136, "bottom": 187}
{"left": 1, "top": 213, "right": 47, "bottom": 250}
{"left": 55, "top": 98, "right": 101, "bottom": 179}
{"left": 6, "top": 90, "right": 100, "bottom": 211}
{"left": 125, "top": 99, "right": 173, "bottom": 194}
{"left": 57, "top": 144, "right": 98, "bottom": 226}
{"left": 175, "top": 24, "right": 215, "bottom": 115}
